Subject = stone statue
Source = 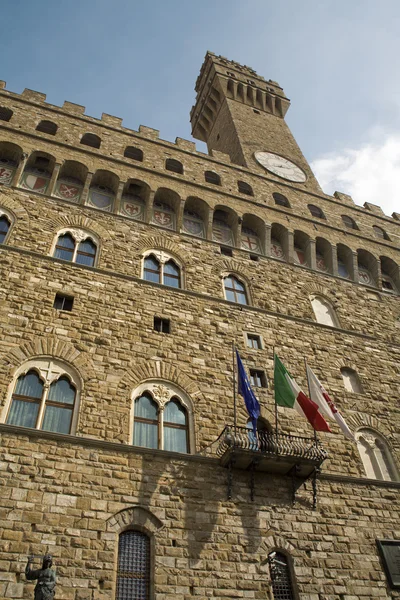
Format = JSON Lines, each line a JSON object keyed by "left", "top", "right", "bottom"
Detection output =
{"left": 25, "top": 554, "right": 56, "bottom": 600}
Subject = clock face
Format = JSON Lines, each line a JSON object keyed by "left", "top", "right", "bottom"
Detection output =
{"left": 254, "top": 151, "right": 307, "bottom": 183}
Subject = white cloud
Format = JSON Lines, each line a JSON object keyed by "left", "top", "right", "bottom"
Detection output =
{"left": 311, "top": 133, "right": 400, "bottom": 217}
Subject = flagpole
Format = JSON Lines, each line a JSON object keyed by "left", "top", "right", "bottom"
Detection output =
{"left": 304, "top": 357, "right": 318, "bottom": 445}
{"left": 232, "top": 342, "right": 237, "bottom": 443}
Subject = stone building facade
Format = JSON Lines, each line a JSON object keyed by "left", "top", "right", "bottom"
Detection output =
{"left": 0, "top": 52, "right": 399, "bottom": 599}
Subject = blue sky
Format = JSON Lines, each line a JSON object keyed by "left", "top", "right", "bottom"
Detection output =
{"left": 2, "top": 0, "right": 400, "bottom": 215}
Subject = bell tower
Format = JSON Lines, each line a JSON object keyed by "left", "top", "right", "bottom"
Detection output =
{"left": 190, "top": 52, "right": 322, "bottom": 194}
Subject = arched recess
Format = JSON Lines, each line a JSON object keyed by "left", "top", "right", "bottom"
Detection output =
{"left": 357, "top": 248, "right": 378, "bottom": 287}
{"left": 270, "top": 223, "right": 288, "bottom": 261}
{"left": 152, "top": 188, "right": 180, "bottom": 230}
{"left": 380, "top": 256, "right": 399, "bottom": 293}
{"left": 355, "top": 427, "right": 399, "bottom": 482}
{"left": 293, "top": 230, "right": 310, "bottom": 266}
{"left": 315, "top": 237, "right": 333, "bottom": 274}
{"left": 88, "top": 169, "right": 119, "bottom": 213}
{"left": 54, "top": 160, "right": 88, "bottom": 203}
{"left": 0, "top": 141, "right": 23, "bottom": 185}
{"left": 241, "top": 214, "right": 265, "bottom": 254}
{"left": 20, "top": 151, "right": 56, "bottom": 194}
{"left": 120, "top": 179, "right": 150, "bottom": 222}
{"left": 310, "top": 294, "right": 340, "bottom": 327}
{"left": 337, "top": 243, "right": 354, "bottom": 280}
{"left": 212, "top": 205, "right": 238, "bottom": 246}
{"left": 182, "top": 196, "right": 209, "bottom": 238}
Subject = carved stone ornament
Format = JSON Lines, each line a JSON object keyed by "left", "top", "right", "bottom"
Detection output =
{"left": 152, "top": 384, "right": 172, "bottom": 406}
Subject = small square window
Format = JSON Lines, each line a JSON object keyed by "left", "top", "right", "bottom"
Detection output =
{"left": 249, "top": 369, "right": 267, "bottom": 388}
{"left": 247, "top": 334, "right": 262, "bottom": 350}
{"left": 220, "top": 246, "right": 233, "bottom": 257}
{"left": 249, "top": 254, "right": 259, "bottom": 262}
{"left": 53, "top": 293, "right": 74, "bottom": 311}
{"left": 154, "top": 317, "right": 170, "bottom": 333}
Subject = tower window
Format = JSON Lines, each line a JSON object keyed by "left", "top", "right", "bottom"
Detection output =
{"left": 308, "top": 204, "right": 326, "bottom": 219}
{"left": 0, "top": 107, "right": 13, "bottom": 122}
{"left": 205, "top": 171, "right": 221, "bottom": 186}
{"left": 80, "top": 133, "right": 101, "bottom": 149}
{"left": 373, "top": 225, "right": 390, "bottom": 241}
{"left": 53, "top": 293, "right": 74, "bottom": 312}
{"left": 223, "top": 275, "right": 248, "bottom": 305}
{"left": 342, "top": 215, "right": 358, "bottom": 229}
{"left": 124, "top": 146, "right": 143, "bottom": 161}
{"left": 36, "top": 120, "right": 58, "bottom": 135}
{"left": 273, "top": 192, "right": 291, "bottom": 208}
{"left": 154, "top": 317, "right": 170, "bottom": 333}
{"left": 53, "top": 231, "right": 98, "bottom": 267}
{"left": 238, "top": 181, "right": 253, "bottom": 196}
{"left": 246, "top": 333, "right": 262, "bottom": 350}
{"left": 165, "top": 158, "right": 183, "bottom": 174}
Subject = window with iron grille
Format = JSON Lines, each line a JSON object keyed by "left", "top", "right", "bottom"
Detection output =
{"left": 116, "top": 530, "right": 150, "bottom": 600}
{"left": 268, "top": 551, "right": 296, "bottom": 600}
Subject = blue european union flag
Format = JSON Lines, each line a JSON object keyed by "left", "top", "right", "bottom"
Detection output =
{"left": 236, "top": 349, "right": 260, "bottom": 436}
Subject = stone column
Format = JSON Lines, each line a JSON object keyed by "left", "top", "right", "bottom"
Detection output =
{"left": 351, "top": 251, "right": 359, "bottom": 283}
{"left": 11, "top": 152, "right": 28, "bottom": 187}
{"left": 176, "top": 199, "right": 185, "bottom": 232}
{"left": 206, "top": 211, "right": 213, "bottom": 241}
{"left": 47, "top": 163, "right": 61, "bottom": 197}
{"left": 264, "top": 223, "right": 271, "bottom": 257}
{"left": 331, "top": 244, "right": 339, "bottom": 276}
{"left": 80, "top": 172, "right": 93, "bottom": 206}
{"left": 307, "top": 239, "right": 316, "bottom": 270}
{"left": 286, "top": 230, "right": 294, "bottom": 263}
{"left": 114, "top": 181, "right": 125, "bottom": 215}
{"left": 145, "top": 190, "right": 155, "bottom": 223}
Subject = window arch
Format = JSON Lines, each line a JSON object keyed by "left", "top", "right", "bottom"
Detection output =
{"left": 4, "top": 358, "right": 81, "bottom": 435}
{"left": 223, "top": 275, "right": 248, "bottom": 305}
{"left": 273, "top": 192, "right": 291, "bottom": 208}
{"left": 131, "top": 382, "right": 193, "bottom": 453}
{"left": 152, "top": 189, "right": 179, "bottom": 231}
{"left": 308, "top": 204, "right": 326, "bottom": 219}
{"left": 36, "top": 120, "right": 58, "bottom": 135}
{"left": 356, "top": 428, "right": 399, "bottom": 482}
{"left": 310, "top": 295, "right": 339, "bottom": 327}
{"left": 270, "top": 223, "right": 288, "bottom": 261}
{"left": 0, "top": 211, "right": 12, "bottom": 243}
{"left": 341, "top": 367, "right": 363, "bottom": 393}
{"left": 268, "top": 551, "right": 298, "bottom": 600}
{"left": 120, "top": 180, "right": 147, "bottom": 221}
{"left": 80, "top": 133, "right": 101, "bottom": 149}
{"left": 52, "top": 229, "right": 98, "bottom": 267}
{"left": 116, "top": 530, "right": 150, "bottom": 600}
{"left": 54, "top": 160, "right": 88, "bottom": 203}
{"left": 342, "top": 214, "right": 358, "bottom": 229}
{"left": 142, "top": 250, "right": 181, "bottom": 288}
{"left": 238, "top": 181, "right": 253, "bottom": 196}
{"left": 380, "top": 256, "right": 399, "bottom": 293}
{"left": 88, "top": 170, "right": 118, "bottom": 212}
{"left": 0, "top": 141, "right": 23, "bottom": 185}
{"left": 124, "top": 146, "right": 143, "bottom": 161}
{"left": 373, "top": 225, "right": 390, "bottom": 241}
{"left": 293, "top": 230, "right": 310, "bottom": 266}
{"left": 213, "top": 208, "right": 236, "bottom": 246}
{"left": 205, "top": 170, "right": 221, "bottom": 185}
{"left": 357, "top": 249, "right": 378, "bottom": 286}
{"left": 165, "top": 158, "right": 183, "bottom": 174}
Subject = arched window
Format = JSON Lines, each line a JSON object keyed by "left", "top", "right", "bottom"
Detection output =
{"left": 165, "top": 158, "right": 183, "bottom": 174}
{"left": 36, "top": 120, "right": 58, "bottom": 135}
{"left": 152, "top": 189, "right": 179, "bottom": 230}
{"left": 337, "top": 244, "right": 353, "bottom": 280}
{"left": 5, "top": 359, "right": 80, "bottom": 434}
{"left": 183, "top": 209, "right": 205, "bottom": 238}
{"left": 132, "top": 387, "right": 190, "bottom": 453}
{"left": 224, "top": 275, "right": 248, "bottom": 305}
{"left": 53, "top": 231, "right": 98, "bottom": 267}
{"left": 164, "top": 399, "right": 189, "bottom": 453}
{"left": 241, "top": 226, "right": 261, "bottom": 253}
{"left": 373, "top": 225, "right": 389, "bottom": 241}
{"left": 54, "top": 160, "right": 87, "bottom": 203}
{"left": 124, "top": 146, "right": 143, "bottom": 161}
{"left": 380, "top": 256, "right": 399, "bottom": 293}
{"left": 268, "top": 551, "right": 297, "bottom": 600}
{"left": 212, "top": 209, "right": 235, "bottom": 246}
{"left": 116, "top": 530, "right": 150, "bottom": 600}
{"left": 238, "top": 181, "right": 253, "bottom": 196}
{"left": 205, "top": 170, "right": 221, "bottom": 185}
{"left": 80, "top": 133, "right": 101, "bottom": 149}
{"left": 342, "top": 215, "right": 358, "bottom": 229}
{"left": 293, "top": 231, "right": 309, "bottom": 266}
{"left": 310, "top": 295, "right": 339, "bottom": 327}
{"left": 341, "top": 367, "right": 363, "bottom": 393}
{"left": 0, "top": 107, "right": 13, "bottom": 122}
{"left": 356, "top": 428, "right": 399, "bottom": 482}
{"left": 120, "top": 181, "right": 147, "bottom": 222}
{"left": 308, "top": 204, "right": 326, "bottom": 219}
{"left": 271, "top": 223, "right": 287, "bottom": 261}
{"left": 88, "top": 170, "right": 118, "bottom": 213}
{"left": 357, "top": 249, "right": 377, "bottom": 286}
{"left": 143, "top": 251, "right": 181, "bottom": 288}
{"left": 0, "top": 214, "right": 11, "bottom": 243}
{"left": 273, "top": 192, "right": 291, "bottom": 208}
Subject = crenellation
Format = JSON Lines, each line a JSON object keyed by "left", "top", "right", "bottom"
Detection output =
{"left": 364, "top": 201, "right": 386, "bottom": 216}
{"left": 101, "top": 113, "right": 123, "bottom": 127}
{"left": 138, "top": 124, "right": 160, "bottom": 139}
{"left": 62, "top": 101, "right": 86, "bottom": 115}
{"left": 21, "top": 88, "right": 46, "bottom": 102}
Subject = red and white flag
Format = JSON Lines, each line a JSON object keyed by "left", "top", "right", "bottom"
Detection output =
{"left": 306, "top": 364, "right": 355, "bottom": 441}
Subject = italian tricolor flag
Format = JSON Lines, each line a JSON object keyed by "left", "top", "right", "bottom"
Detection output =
{"left": 274, "top": 354, "right": 331, "bottom": 432}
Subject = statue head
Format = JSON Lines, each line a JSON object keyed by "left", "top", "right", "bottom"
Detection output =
{"left": 42, "top": 554, "right": 53, "bottom": 569}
